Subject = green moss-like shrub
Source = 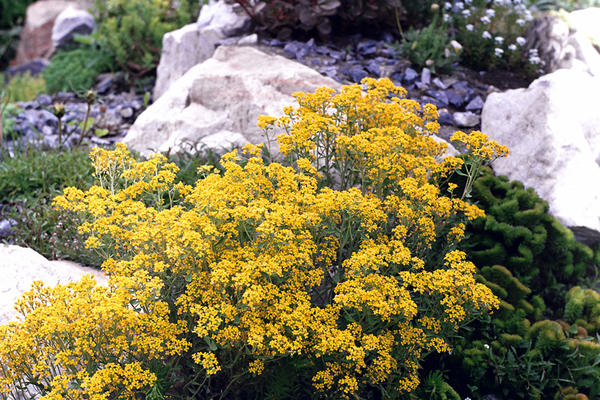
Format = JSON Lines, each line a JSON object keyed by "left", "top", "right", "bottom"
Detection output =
{"left": 459, "top": 168, "right": 593, "bottom": 310}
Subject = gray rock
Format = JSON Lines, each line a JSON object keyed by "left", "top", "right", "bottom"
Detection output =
{"left": 433, "top": 77, "right": 447, "bottom": 89}
{"left": 365, "top": 59, "right": 381, "bottom": 76}
{"left": 36, "top": 94, "right": 52, "bottom": 107}
{"left": 421, "top": 67, "right": 431, "bottom": 85}
{"left": 465, "top": 95, "right": 484, "bottom": 111}
{"left": 403, "top": 67, "right": 418, "bottom": 83}
{"left": 51, "top": 6, "right": 95, "bottom": 50}
{"left": 347, "top": 66, "right": 367, "bottom": 83}
{"left": 438, "top": 111, "right": 454, "bottom": 125}
{"left": 453, "top": 111, "right": 480, "bottom": 128}
{"left": 119, "top": 107, "right": 134, "bottom": 119}
{"left": 357, "top": 39, "right": 377, "bottom": 56}
{"left": 446, "top": 90, "right": 464, "bottom": 108}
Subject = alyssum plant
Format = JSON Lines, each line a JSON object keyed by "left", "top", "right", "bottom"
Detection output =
{"left": 0, "top": 78, "right": 507, "bottom": 399}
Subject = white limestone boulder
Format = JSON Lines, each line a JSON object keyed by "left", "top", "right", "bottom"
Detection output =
{"left": 153, "top": 0, "right": 251, "bottom": 99}
{"left": 0, "top": 245, "right": 108, "bottom": 325}
{"left": 124, "top": 45, "right": 342, "bottom": 156}
{"left": 481, "top": 68, "right": 600, "bottom": 244}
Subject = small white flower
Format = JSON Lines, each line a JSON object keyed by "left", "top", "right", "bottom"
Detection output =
{"left": 444, "top": 13, "right": 452, "bottom": 22}
{"left": 445, "top": 2, "right": 452, "bottom": 10}
{"left": 485, "top": 8, "right": 496, "bottom": 18}
{"left": 516, "top": 18, "right": 526, "bottom": 26}
{"left": 525, "top": 10, "right": 533, "bottom": 21}
{"left": 480, "top": 15, "right": 491, "bottom": 24}
{"left": 482, "top": 30, "right": 492, "bottom": 39}
{"left": 508, "top": 43, "right": 517, "bottom": 51}
{"left": 484, "top": 343, "right": 490, "bottom": 349}
{"left": 494, "top": 47, "right": 504, "bottom": 57}
{"left": 465, "top": 0, "right": 472, "bottom": 4}
{"left": 516, "top": 36, "right": 526, "bottom": 46}
{"left": 466, "top": 24, "right": 474, "bottom": 31}
{"left": 462, "top": 9, "right": 471, "bottom": 17}
{"left": 455, "top": 2, "right": 464, "bottom": 10}
{"left": 495, "top": 36, "right": 503, "bottom": 44}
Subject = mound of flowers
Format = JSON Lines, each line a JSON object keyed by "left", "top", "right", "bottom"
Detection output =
{"left": 0, "top": 78, "right": 507, "bottom": 399}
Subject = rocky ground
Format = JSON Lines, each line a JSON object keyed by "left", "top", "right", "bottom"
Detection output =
{"left": 1, "top": 32, "right": 535, "bottom": 153}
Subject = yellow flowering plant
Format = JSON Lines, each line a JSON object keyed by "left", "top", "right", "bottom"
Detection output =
{"left": 0, "top": 78, "right": 507, "bottom": 399}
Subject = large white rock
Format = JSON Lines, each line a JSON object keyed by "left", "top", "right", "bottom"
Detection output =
{"left": 0, "top": 245, "right": 108, "bottom": 324}
{"left": 527, "top": 8, "right": 600, "bottom": 77}
{"left": 153, "top": 24, "right": 222, "bottom": 100}
{"left": 125, "top": 45, "right": 342, "bottom": 156}
{"left": 481, "top": 68, "right": 600, "bottom": 244}
{"left": 51, "top": 5, "right": 95, "bottom": 50}
{"left": 153, "top": 0, "right": 251, "bottom": 99}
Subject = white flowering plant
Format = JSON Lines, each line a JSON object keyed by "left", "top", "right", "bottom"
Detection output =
{"left": 442, "top": 0, "right": 543, "bottom": 77}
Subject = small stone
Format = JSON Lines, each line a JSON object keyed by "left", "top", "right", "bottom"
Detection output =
{"left": 42, "top": 125, "right": 54, "bottom": 135}
{"left": 311, "top": 59, "right": 321, "bottom": 66}
{"left": 433, "top": 77, "right": 447, "bottom": 89}
{"left": 421, "top": 67, "right": 431, "bottom": 85}
{"left": 0, "top": 219, "right": 16, "bottom": 238}
{"left": 465, "top": 95, "right": 484, "bottom": 111}
{"left": 426, "top": 90, "right": 449, "bottom": 107}
{"left": 346, "top": 66, "right": 368, "bottom": 83}
{"left": 445, "top": 90, "right": 464, "bottom": 108}
{"left": 283, "top": 42, "right": 300, "bottom": 57}
{"left": 36, "top": 94, "right": 52, "bottom": 106}
{"left": 119, "top": 107, "right": 134, "bottom": 119}
{"left": 453, "top": 111, "right": 480, "bottom": 128}
{"left": 365, "top": 59, "right": 381, "bottom": 76}
{"left": 438, "top": 111, "right": 454, "bottom": 125}
{"left": 237, "top": 33, "right": 257, "bottom": 45}
{"left": 403, "top": 67, "right": 418, "bottom": 83}
{"left": 357, "top": 39, "right": 377, "bottom": 56}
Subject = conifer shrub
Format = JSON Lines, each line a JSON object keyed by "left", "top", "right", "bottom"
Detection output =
{"left": 0, "top": 78, "right": 506, "bottom": 399}
{"left": 457, "top": 167, "right": 593, "bottom": 310}
{"left": 436, "top": 167, "right": 599, "bottom": 399}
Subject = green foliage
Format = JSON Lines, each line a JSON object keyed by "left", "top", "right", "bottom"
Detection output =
{"left": 0, "top": 145, "right": 101, "bottom": 265}
{"left": 399, "top": 17, "right": 459, "bottom": 73}
{"left": 92, "top": 0, "right": 198, "bottom": 78}
{"left": 419, "top": 370, "right": 461, "bottom": 400}
{"left": 1, "top": 102, "right": 21, "bottom": 141}
{"left": 0, "top": 71, "right": 46, "bottom": 102}
{"left": 458, "top": 167, "right": 593, "bottom": 309}
{"left": 432, "top": 166, "right": 600, "bottom": 399}
{"left": 0, "top": 0, "right": 36, "bottom": 69}
{"left": 43, "top": 42, "right": 113, "bottom": 94}
{"left": 564, "top": 286, "right": 600, "bottom": 336}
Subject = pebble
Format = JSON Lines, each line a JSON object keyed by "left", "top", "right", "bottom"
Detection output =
{"left": 465, "top": 95, "right": 484, "bottom": 111}
{"left": 453, "top": 111, "right": 480, "bottom": 128}
{"left": 3, "top": 87, "right": 148, "bottom": 150}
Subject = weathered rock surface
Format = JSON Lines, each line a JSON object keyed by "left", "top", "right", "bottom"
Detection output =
{"left": 527, "top": 8, "right": 600, "bottom": 77}
{"left": 52, "top": 6, "right": 95, "bottom": 50}
{"left": 153, "top": 0, "right": 251, "bottom": 99}
{"left": 14, "top": 1, "right": 82, "bottom": 64}
{"left": 124, "top": 45, "right": 342, "bottom": 155}
{"left": 482, "top": 68, "right": 600, "bottom": 244}
{"left": 0, "top": 245, "right": 108, "bottom": 325}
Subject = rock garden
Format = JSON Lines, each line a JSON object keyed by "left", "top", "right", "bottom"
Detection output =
{"left": 1, "top": 0, "right": 600, "bottom": 399}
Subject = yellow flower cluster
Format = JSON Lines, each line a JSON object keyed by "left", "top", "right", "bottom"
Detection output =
{"left": 0, "top": 78, "right": 506, "bottom": 399}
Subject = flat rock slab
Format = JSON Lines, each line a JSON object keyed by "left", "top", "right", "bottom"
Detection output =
{"left": 0, "top": 245, "right": 107, "bottom": 325}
